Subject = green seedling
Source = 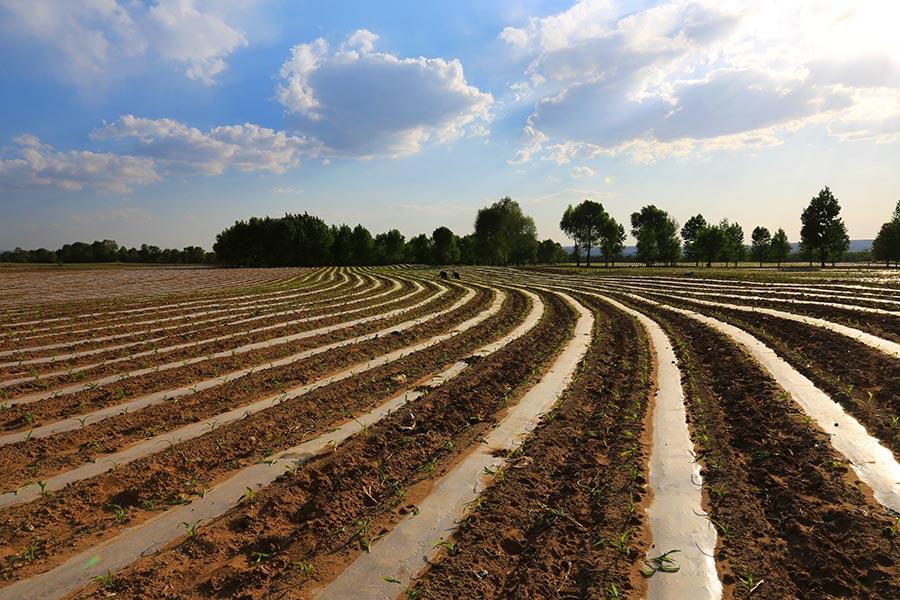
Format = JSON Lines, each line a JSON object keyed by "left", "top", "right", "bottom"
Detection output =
{"left": 641, "top": 550, "right": 681, "bottom": 578}
{"left": 294, "top": 560, "right": 314, "bottom": 580}
{"left": 181, "top": 520, "right": 201, "bottom": 537}
{"left": 92, "top": 572, "right": 116, "bottom": 589}
{"left": 107, "top": 503, "right": 127, "bottom": 524}
{"left": 433, "top": 539, "right": 459, "bottom": 556}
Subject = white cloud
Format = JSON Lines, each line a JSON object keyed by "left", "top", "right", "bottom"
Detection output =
{"left": 276, "top": 29, "right": 493, "bottom": 157}
{"left": 272, "top": 186, "right": 303, "bottom": 194}
{"left": 92, "top": 115, "right": 315, "bottom": 174}
{"left": 503, "top": 0, "right": 900, "bottom": 163}
{"left": 0, "top": 0, "right": 248, "bottom": 85}
{"left": 0, "top": 135, "right": 160, "bottom": 193}
{"left": 570, "top": 165, "right": 595, "bottom": 178}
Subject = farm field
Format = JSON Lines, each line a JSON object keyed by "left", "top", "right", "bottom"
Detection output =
{"left": 0, "top": 265, "right": 897, "bottom": 600}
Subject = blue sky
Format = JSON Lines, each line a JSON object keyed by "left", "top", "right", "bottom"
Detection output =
{"left": 1, "top": 0, "right": 899, "bottom": 251}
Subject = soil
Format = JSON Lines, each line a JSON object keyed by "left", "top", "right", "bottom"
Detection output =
{"left": 70, "top": 291, "right": 575, "bottom": 599}
{"left": 626, "top": 296, "right": 900, "bottom": 599}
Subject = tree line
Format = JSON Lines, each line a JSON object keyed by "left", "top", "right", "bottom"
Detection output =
{"left": 5, "top": 188, "right": 896, "bottom": 268}
{"left": 0, "top": 240, "right": 213, "bottom": 265}
{"left": 560, "top": 187, "right": 895, "bottom": 267}
{"left": 212, "top": 198, "right": 569, "bottom": 267}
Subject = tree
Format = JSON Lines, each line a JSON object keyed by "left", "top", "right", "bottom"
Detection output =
{"left": 800, "top": 187, "right": 848, "bottom": 267}
{"left": 373, "top": 229, "right": 406, "bottom": 264}
{"left": 599, "top": 218, "right": 625, "bottom": 267}
{"left": 536, "top": 239, "right": 567, "bottom": 264}
{"left": 769, "top": 228, "right": 791, "bottom": 266}
{"left": 718, "top": 220, "right": 745, "bottom": 267}
{"left": 872, "top": 201, "right": 900, "bottom": 266}
{"left": 474, "top": 197, "right": 538, "bottom": 265}
{"left": 560, "top": 205, "right": 582, "bottom": 267}
{"left": 331, "top": 224, "right": 354, "bottom": 265}
{"left": 695, "top": 225, "right": 726, "bottom": 267}
{"left": 432, "top": 226, "right": 460, "bottom": 265}
{"left": 750, "top": 226, "right": 772, "bottom": 267}
{"left": 559, "top": 200, "right": 609, "bottom": 267}
{"left": 681, "top": 214, "right": 707, "bottom": 267}
{"left": 406, "top": 234, "right": 433, "bottom": 264}
{"left": 631, "top": 205, "right": 680, "bottom": 266}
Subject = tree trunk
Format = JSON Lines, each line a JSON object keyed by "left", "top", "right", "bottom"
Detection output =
{"left": 586, "top": 243, "right": 591, "bottom": 267}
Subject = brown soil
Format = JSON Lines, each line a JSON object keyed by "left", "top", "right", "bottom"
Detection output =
{"left": 0, "top": 282, "right": 460, "bottom": 429}
{"left": 0, "top": 275, "right": 405, "bottom": 374}
{"left": 626, "top": 296, "right": 900, "bottom": 599}
{"left": 663, "top": 299, "right": 900, "bottom": 459}
{"left": 70, "top": 291, "right": 575, "bottom": 599}
{"left": 411, "top": 292, "right": 654, "bottom": 600}
{"left": 0, "top": 284, "right": 478, "bottom": 488}
{"left": 0, "top": 286, "right": 521, "bottom": 583}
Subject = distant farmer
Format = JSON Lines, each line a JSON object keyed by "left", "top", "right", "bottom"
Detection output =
{"left": 452, "top": 271, "right": 460, "bottom": 279}
{"left": 439, "top": 270, "right": 448, "bottom": 279}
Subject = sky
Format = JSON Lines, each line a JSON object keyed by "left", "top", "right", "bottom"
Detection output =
{"left": 1, "top": 0, "right": 899, "bottom": 251}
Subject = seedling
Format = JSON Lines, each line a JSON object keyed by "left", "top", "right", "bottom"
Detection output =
{"left": 92, "top": 572, "right": 116, "bottom": 589}
{"left": 641, "top": 550, "right": 681, "bottom": 577}
{"left": 433, "top": 538, "right": 459, "bottom": 556}
{"left": 241, "top": 487, "right": 257, "bottom": 504}
{"left": 294, "top": 560, "right": 314, "bottom": 580}
{"left": 181, "top": 520, "right": 201, "bottom": 537}
{"left": 107, "top": 503, "right": 128, "bottom": 524}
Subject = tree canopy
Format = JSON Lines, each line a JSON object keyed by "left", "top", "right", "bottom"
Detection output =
{"left": 630, "top": 205, "right": 680, "bottom": 266}
{"left": 800, "top": 187, "right": 849, "bottom": 266}
{"left": 872, "top": 201, "right": 900, "bottom": 266}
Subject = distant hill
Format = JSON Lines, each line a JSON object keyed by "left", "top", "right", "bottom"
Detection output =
{"left": 565, "top": 240, "right": 873, "bottom": 257}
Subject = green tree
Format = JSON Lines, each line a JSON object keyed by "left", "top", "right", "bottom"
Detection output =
{"left": 695, "top": 225, "right": 726, "bottom": 267}
{"left": 770, "top": 228, "right": 791, "bottom": 266}
{"left": 536, "top": 239, "right": 566, "bottom": 263}
{"left": 719, "top": 220, "right": 745, "bottom": 267}
{"left": 599, "top": 218, "right": 625, "bottom": 267}
{"left": 373, "top": 229, "right": 406, "bottom": 264}
{"left": 800, "top": 187, "right": 848, "bottom": 267}
{"left": 559, "top": 205, "right": 582, "bottom": 267}
{"left": 331, "top": 224, "right": 354, "bottom": 265}
{"left": 432, "top": 226, "right": 460, "bottom": 265}
{"left": 631, "top": 205, "right": 680, "bottom": 266}
{"left": 560, "top": 200, "right": 609, "bottom": 267}
{"left": 872, "top": 201, "right": 900, "bottom": 266}
{"left": 474, "top": 197, "right": 538, "bottom": 265}
{"left": 681, "top": 214, "right": 707, "bottom": 267}
{"left": 750, "top": 226, "right": 772, "bottom": 266}
{"left": 406, "top": 234, "right": 433, "bottom": 264}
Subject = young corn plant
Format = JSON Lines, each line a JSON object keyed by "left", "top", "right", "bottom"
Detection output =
{"left": 641, "top": 550, "right": 681, "bottom": 578}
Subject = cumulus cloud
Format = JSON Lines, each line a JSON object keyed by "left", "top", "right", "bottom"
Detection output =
{"left": 276, "top": 29, "right": 493, "bottom": 157}
{"left": 570, "top": 165, "right": 595, "bottom": 178}
{"left": 0, "top": 135, "right": 160, "bottom": 193}
{"left": 0, "top": 0, "right": 248, "bottom": 85}
{"left": 92, "top": 115, "right": 315, "bottom": 174}
{"left": 503, "top": 0, "right": 900, "bottom": 162}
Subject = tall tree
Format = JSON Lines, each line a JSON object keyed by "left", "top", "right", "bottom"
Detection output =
{"left": 331, "top": 224, "right": 354, "bottom": 265}
{"left": 350, "top": 224, "right": 374, "bottom": 265}
{"left": 536, "top": 239, "right": 566, "bottom": 264}
{"left": 721, "top": 220, "right": 745, "bottom": 267}
{"left": 474, "top": 197, "right": 538, "bottom": 265}
{"left": 681, "top": 214, "right": 707, "bottom": 267}
{"left": 770, "top": 228, "right": 791, "bottom": 266}
{"left": 696, "top": 224, "right": 726, "bottom": 267}
{"left": 631, "top": 205, "right": 680, "bottom": 266}
{"left": 800, "top": 187, "right": 848, "bottom": 267}
{"left": 563, "top": 200, "right": 609, "bottom": 267}
{"left": 406, "top": 234, "right": 433, "bottom": 264}
{"left": 373, "top": 229, "right": 406, "bottom": 264}
{"left": 872, "top": 201, "right": 900, "bottom": 266}
{"left": 432, "top": 226, "right": 460, "bottom": 265}
{"left": 559, "top": 205, "right": 582, "bottom": 267}
{"left": 599, "top": 218, "right": 626, "bottom": 267}
{"left": 750, "top": 226, "right": 772, "bottom": 267}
